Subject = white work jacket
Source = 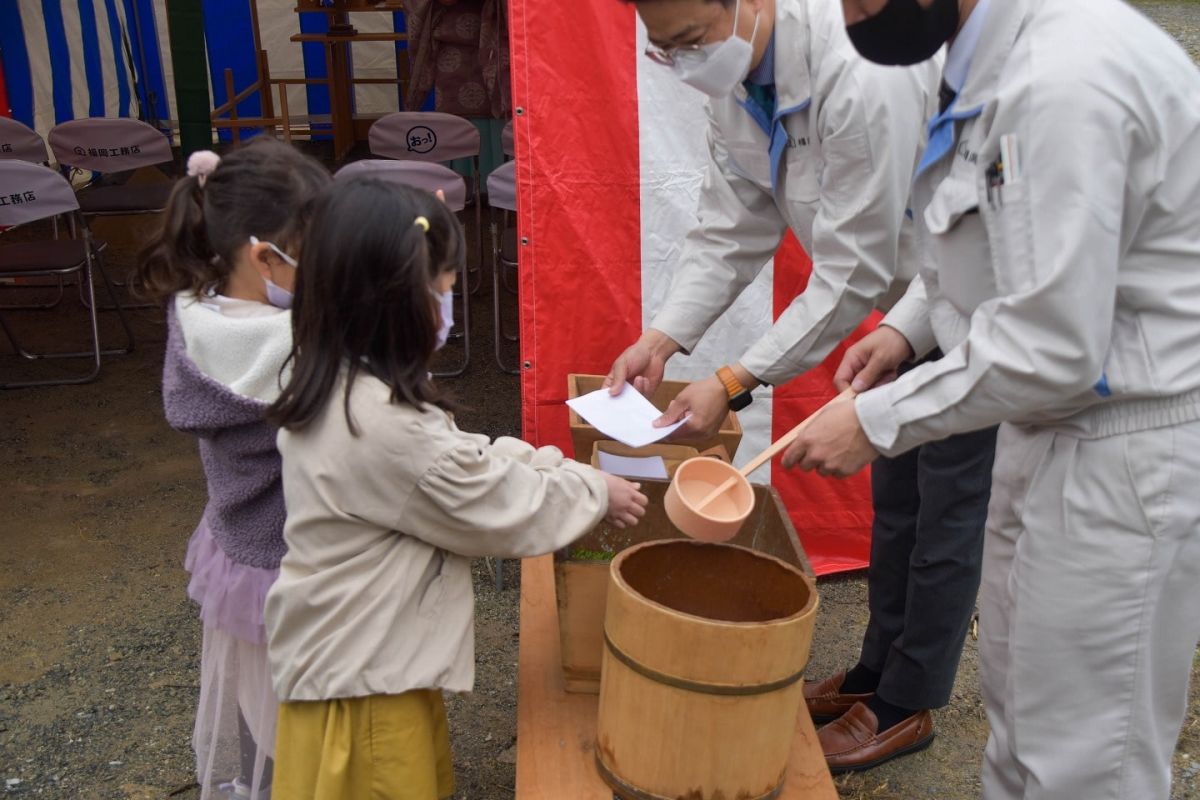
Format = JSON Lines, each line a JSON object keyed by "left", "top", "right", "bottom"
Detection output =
{"left": 650, "top": 0, "right": 939, "bottom": 386}
{"left": 858, "top": 0, "right": 1200, "bottom": 457}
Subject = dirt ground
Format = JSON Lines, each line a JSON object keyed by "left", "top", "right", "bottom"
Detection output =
{"left": 2, "top": 6, "right": 1199, "bottom": 798}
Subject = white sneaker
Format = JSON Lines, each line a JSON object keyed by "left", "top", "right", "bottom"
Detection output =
{"left": 216, "top": 777, "right": 271, "bottom": 800}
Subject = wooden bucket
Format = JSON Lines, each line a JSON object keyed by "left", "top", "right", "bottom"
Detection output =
{"left": 596, "top": 539, "right": 818, "bottom": 800}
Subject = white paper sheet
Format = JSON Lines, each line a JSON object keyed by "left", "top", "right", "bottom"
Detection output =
{"left": 566, "top": 387, "right": 689, "bottom": 448}
{"left": 596, "top": 452, "right": 670, "bottom": 480}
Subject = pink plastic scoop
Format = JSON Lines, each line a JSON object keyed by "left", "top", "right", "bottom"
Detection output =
{"left": 664, "top": 388, "right": 856, "bottom": 541}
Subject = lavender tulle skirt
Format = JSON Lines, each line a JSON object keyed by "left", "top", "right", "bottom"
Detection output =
{"left": 185, "top": 522, "right": 279, "bottom": 800}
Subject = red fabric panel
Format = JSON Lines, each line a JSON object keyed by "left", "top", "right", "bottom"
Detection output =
{"left": 511, "top": 0, "right": 642, "bottom": 453}
{"left": 770, "top": 233, "right": 878, "bottom": 575}
{"left": 0, "top": 55, "right": 9, "bottom": 118}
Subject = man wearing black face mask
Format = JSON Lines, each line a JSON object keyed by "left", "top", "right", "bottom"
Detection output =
{"left": 787, "top": 0, "right": 1200, "bottom": 797}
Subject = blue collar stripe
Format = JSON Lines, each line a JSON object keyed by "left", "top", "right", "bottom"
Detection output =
{"left": 915, "top": 99, "right": 985, "bottom": 178}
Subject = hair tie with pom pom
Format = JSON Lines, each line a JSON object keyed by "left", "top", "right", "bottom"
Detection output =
{"left": 186, "top": 150, "right": 221, "bottom": 188}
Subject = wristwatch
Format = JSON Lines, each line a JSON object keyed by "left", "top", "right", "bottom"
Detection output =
{"left": 716, "top": 366, "right": 753, "bottom": 412}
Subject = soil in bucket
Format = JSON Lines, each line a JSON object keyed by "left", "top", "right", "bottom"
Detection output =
{"left": 618, "top": 540, "right": 809, "bottom": 623}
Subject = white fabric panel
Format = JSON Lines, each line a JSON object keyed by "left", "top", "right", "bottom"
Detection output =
{"left": 150, "top": 0, "right": 182, "bottom": 127}
{"left": 346, "top": 10, "right": 404, "bottom": 115}
{"left": 110, "top": 0, "right": 139, "bottom": 119}
{"left": 92, "top": 0, "right": 123, "bottom": 119}
{"left": 20, "top": 1, "right": 58, "bottom": 139}
{"left": 60, "top": 1, "right": 91, "bottom": 120}
{"left": 634, "top": 19, "right": 775, "bottom": 482}
{"left": 257, "top": 0, "right": 310, "bottom": 123}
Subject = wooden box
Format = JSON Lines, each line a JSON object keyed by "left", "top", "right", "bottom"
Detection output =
{"left": 554, "top": 480, "right": 810, "bottom": 693}
{"left": 566, "top": 374, "right": 743, "bottom": 463}
{"left": 589, "top": 441, "right": 731, "bottom": 479}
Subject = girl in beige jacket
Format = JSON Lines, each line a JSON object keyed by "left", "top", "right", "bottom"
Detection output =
{"left": 263, "top": 179, "right": 647, "bottom": 800}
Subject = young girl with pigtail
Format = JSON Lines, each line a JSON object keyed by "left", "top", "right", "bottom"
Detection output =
{"left": 137, "top": 137, "right": 330, "bottom": 800}
{"left": 263, "top": 178, "right": 648, "bottom": 798}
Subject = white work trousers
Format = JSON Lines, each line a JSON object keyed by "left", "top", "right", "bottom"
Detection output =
{"left": 979, "top": 419, "right": 1200, "bottom": 799}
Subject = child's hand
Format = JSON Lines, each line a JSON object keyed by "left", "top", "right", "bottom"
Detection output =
{"left": 602, "top": 473, "right": 649, "bottom": 529}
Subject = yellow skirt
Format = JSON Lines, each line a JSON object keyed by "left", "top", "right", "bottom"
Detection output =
{"left": 273, "top": 689, "right": 455, "bottom": 800}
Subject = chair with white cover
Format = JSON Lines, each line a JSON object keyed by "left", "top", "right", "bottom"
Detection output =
{"left": 0, "top": 118, "right": 72, "bottom": 311}
{"left": 368, "top": 112, "right": 485, "bottom": 290}
{"left": 0, "top": 161, "right": 134, "bottom": 388}
{"left": 48, "top": 118, "right": 175, "bottom": 217}
{"left": 334, "top": 158, "right": 472, "bottom": 377}
{"left": 486, "top": 159, "right": 519, "bottom": 374}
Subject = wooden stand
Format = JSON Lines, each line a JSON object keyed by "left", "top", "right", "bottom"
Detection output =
{"left": 516, "top": 555, "right": 837, "bottom": 800}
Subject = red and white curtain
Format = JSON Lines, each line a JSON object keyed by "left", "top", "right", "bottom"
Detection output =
{"left": 510, "top": 0, "right": 876, "bottom": 575}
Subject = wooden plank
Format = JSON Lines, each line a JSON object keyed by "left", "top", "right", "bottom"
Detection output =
{"left": 516, "top": 555, "right": 837, "bottom": 800}
{"left": 290, "top": 32, "right": 408, "bottom": 42}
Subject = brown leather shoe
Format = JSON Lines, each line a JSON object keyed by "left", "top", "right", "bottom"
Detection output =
{"left": 803, "top": 670, "right": 874, "bottom": 724}
{"left": 818, "top": 702, "right": 934, "bottom": 774}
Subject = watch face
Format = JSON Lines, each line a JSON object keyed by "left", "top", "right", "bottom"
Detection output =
{"left": 729, "top": 391, "right": 752, "bottom": 412}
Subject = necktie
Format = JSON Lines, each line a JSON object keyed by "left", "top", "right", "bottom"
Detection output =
{"left": 938, "top": 79, "right": 957, "bottom": 115}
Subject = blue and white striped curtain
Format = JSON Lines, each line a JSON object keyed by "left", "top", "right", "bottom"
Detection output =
{"left": 0, "top": 0, "right": 172, "bottom": 140}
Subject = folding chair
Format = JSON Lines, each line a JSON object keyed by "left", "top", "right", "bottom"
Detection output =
{"left": 501, "top": 119, "right": 515, "bottom": 159}
{"left": 0, "top": 118, "right": 70, "bottom": 311}
{"left": 0, "top": 117, "right": 50, "bottom": 164}
{"left": 0, "top": 161, "right": 134, "bottom": 389}
{"left": 48, "top": 118, "right": 175, "bottom": 316}
{"left": 487, "top": 160, "right": 519, "bottom": 375}
{"left": 47, "top": 118, "right": 175, "bottom": 217}
{"left": 368, "top": 112, "right": 486, "bottom": 292}
{"left": 368, "top": 112, "right": 488, "bottom": 373}
{"left": 334, "top": 159, "right": 472, "bottom": 377}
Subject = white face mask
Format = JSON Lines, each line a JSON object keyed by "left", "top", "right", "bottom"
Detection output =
{"left": 249, "top": 236, "right": 297, "bottom": 310}
{"left": 433, "top": 289, "right": 454, "bottom": 350}
{"left": 670, "top": 0, "right": 760, "bottom": 97}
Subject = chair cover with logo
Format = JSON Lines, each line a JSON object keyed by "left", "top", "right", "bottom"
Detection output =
{"left": 48, "top": 118, "right": 173, "bottom": 173}
{"left": 0, "top": 118, "right": 50, "bottom": 165}
{"left": 368, "top": 112, "right": 482, "bottom": 164}
{"left": 334, "top": 160, "right": 468, "bottom": 212}
{"left": 0, "top": 161, "right": 80, "bottom": 227}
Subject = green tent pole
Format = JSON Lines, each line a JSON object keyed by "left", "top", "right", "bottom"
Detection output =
{"left": 166, "top": 0, "right": 211, "bottom": 157}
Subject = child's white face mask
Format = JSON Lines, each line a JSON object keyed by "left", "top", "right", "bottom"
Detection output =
{"left": 433, "top": 289, "right": 454, "bottom": 350}
{"left": 249, "top": 236, "right": 297, "bottom": 310}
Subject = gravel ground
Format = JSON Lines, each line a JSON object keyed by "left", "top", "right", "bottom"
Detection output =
{"left": 2, "top": 6, "right": 1200, "bottom": 798}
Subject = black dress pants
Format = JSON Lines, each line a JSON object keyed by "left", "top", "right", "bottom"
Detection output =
{"left": 859, "top": 354, "right": 998, "bottom": 710}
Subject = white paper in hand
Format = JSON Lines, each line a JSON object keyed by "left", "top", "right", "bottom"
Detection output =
{"left": 597, "top": 452, "right": 669, "bottom": 480}
{"left": 566, "top": 387, "right": 688, "bottom": 448}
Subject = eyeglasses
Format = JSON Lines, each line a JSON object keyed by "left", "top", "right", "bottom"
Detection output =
{"left": 249, "top": 236, "right": 298, "bottom": 268}
{"left": 644, "top": 40, "right": 708, "bottom": 67}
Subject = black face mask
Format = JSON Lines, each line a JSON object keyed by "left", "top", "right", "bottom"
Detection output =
{"left": 846, "top": 0, "right": 960, "bottom": 66}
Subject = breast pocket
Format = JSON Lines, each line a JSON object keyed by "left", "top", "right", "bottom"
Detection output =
{"left": 924, "top": 176, "right": 996, "bottom": 316}
{"left": 981, "top": 179, "right": 1035, "bottom": 295}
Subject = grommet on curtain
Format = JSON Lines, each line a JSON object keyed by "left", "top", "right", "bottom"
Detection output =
{"left": 515, "top": 107, "right": 525, "bottom": 116}
{"left": 520, "top": 237, "right": 529, "bottom": 246}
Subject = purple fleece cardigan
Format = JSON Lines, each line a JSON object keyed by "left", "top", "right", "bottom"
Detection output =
{"left": 162, "top": 306, "right": 287, "bottom": 570}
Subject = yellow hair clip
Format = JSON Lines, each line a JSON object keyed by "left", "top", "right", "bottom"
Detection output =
{"left": 414, "top": 216, "right": 430, "bottom": 232}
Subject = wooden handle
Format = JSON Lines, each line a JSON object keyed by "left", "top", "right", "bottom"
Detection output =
{"left": 693, "top": 388, "right": 855, "bottom": 512}
{"left": 737, "top": 387, "right": 857, "bottom": 477}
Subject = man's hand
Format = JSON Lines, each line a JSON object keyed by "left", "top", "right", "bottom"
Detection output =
{"left": 651, "top": 375, "right": 728, "bottom": 439}
{"left": 781, "top": 395, "right": 879, "bottom": 477}
{"left": 604, "top": 329, "right": 682, "bottom": 397}
{"left": 835, "top": 326, "right": 915, "bottom": 393}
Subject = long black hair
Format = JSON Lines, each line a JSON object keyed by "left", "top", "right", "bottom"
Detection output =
{"left": 136, "top": 137, "right": 330, "bottom": 302}
{"left": 266, "top": 178, "right": 465, "bottom": 434}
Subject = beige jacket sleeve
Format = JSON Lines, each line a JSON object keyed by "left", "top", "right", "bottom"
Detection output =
{"left": 399, "top": 435, "right": 608, "bottom": 559}
{"left": 857, "top": 72, "right": 1127, "bottom": 456}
